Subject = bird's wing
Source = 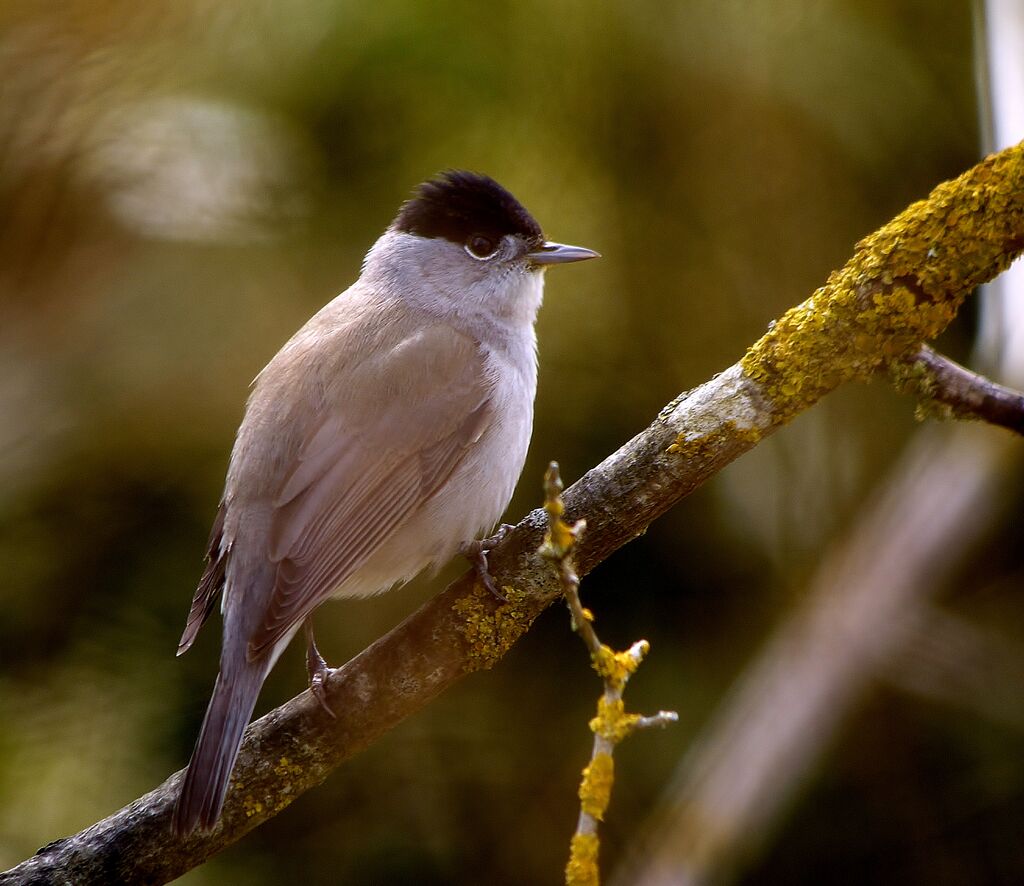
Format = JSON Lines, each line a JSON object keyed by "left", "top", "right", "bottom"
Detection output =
{"left": 177, "top": 501, "right": 227, "bottom": 655}
{"left": 246, "top": 323, "right": 493, "bottom": 660}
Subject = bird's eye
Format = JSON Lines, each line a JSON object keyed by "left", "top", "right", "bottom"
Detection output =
{"left": 465, "top": 235, "right": 497, "bottom": 259}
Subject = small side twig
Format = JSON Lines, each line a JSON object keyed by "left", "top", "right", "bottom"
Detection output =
{"left": 890, "top": 344, "right": 1024, "bottom": 435}
{"left": 540, "top": 462, "right": 677, "bottom": 886}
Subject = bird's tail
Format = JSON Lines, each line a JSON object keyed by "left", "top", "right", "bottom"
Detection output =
{"left": 173, "top": 663, "right": 267, "bottom": 835}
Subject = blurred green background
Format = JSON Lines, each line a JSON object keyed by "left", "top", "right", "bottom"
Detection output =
{"left": 2, "top": 0, "right": 1022, "bottom": 883}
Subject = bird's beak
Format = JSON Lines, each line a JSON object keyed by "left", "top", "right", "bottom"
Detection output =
{"left": 527, "top": 241, "right": 601, "bottom": 266}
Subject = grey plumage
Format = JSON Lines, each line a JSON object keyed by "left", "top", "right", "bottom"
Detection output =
{"left": 173, "top": 172, "right": 597, "bottom": 834}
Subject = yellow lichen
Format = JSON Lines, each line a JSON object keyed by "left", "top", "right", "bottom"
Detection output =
{"left": 579, "top": 752, "right": 614, "bottom": 821}
{"left": 274, "top": 756, "right": 302, "bottom": 779}
{"left": 888, "top": 357, "right": 962, "bottom": 425}
{"left": 913, "top": 399, "right": 958, "bottom": 424}
{"left": 888, "top": 356, "right": 935, "bottom": 399}
{"left": 452, "top": 585, "right": 534, "bottom": 672}
{"left": 566, "top": 833, "right": 600, "bottom": 886}
{"left": 668, "top": 419, "right": 763, "bottom": 458}
{"left": 242, "top": 794, "right": 264, "bottom": 818}
{"left": 590, "top": 696, "right": 642, "bottom": 743}
{"left": 741, "top": 143, "right": 1024, "bottom": 425}
{"left": 592, "top": 642, "right": 644, "bottom": 689}
{"left": 666, "top": 429, "right": 721, "bottom": 459}
{"left": 540, "top": 462, "right": 584, "bottom": 560}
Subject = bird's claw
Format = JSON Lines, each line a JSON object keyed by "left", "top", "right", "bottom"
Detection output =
{"left": 460, "top": 524, "right": 515, "bottom": 603}
{"left": 304, "top": 623, "right": 337, "bottom": 719}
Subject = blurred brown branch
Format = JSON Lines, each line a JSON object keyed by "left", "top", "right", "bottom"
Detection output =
{"left": 612, "top": 425, "right": 1020, "bottom": 886}
{"left": 2, "top": 143, "right": 1023, "bottom": 885}
{"left": 885, "top": 603, "right": 1024, "bottom": 732}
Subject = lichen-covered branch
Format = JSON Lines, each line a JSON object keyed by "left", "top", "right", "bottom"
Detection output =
{"left": 539, "top": 463, "right": 676, "bottom": 886}
{"left": 739, "top": 143, "right": 1024, "bottom": 425}
{"left": 890, "top": 344, "right": 1024, "bottom": 434}
{"left": 3, "top": 143, "right": 1023, "bottom": 886}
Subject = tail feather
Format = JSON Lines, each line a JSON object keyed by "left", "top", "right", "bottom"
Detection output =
{"left": 173, "top": 664, "right": 267, "bottom": 835}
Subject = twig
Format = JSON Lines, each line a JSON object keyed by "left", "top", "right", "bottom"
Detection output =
{"left": 890, "top": 344, "right": 1024, "bottom": 434}
{"left": 540, "top": 463, "right": 677, "bottom": 886}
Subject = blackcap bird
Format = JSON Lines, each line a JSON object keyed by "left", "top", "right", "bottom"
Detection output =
{"left": 172, "top": 170, "right": 598, "bottom": 834}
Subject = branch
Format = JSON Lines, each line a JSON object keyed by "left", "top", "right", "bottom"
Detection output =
{"left": 3, "top": 142, "right": 1024, "bottom": 885}
{"left": 890, "top": 344, "right": 1024, "bottom": 434}
{"left": 884, "top": 604, "right": 1024, "bottom": 732}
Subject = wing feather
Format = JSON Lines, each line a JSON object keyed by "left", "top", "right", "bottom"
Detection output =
{"left": 246, "top": 325, "right": 493, "bottom": 660}
{"left": 177, "top": 501, "right": 228, "bottom": 655}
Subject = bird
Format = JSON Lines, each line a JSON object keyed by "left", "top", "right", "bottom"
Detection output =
{"left": 172, "top": 170, "right": 599, "bottom": 834}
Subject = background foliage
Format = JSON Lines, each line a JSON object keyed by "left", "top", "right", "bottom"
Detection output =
{"left": 2, "top": 1, "right": 1021, "bottom": 883}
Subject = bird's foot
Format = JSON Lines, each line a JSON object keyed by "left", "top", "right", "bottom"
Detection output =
{"left": 460, "top": 523, "right": 515, "bottom": 603}
{"left": 304, "top": 621, "right": 337, "bottom": 719}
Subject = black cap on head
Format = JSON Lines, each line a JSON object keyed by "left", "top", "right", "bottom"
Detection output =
{"left": 393, "top": 170, "right": 543, "bottom": 247}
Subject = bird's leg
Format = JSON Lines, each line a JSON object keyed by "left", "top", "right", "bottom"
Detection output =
{"left": 460, "top": 523, "right": 515, "bottom": 603}
{"left": 304, "top": 620, "right": 337, "bottom": 719}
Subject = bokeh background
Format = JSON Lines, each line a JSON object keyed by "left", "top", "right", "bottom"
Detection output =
{"left": 2, "top": 1, "right": 1022, "bottom": 883}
